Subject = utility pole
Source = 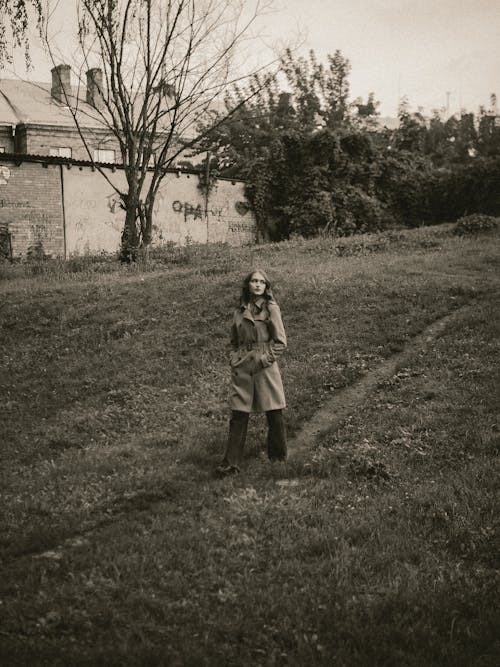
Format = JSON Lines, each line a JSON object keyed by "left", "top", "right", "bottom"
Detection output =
{"left": 204, "top": 150, "right": 210, "bottom": 243}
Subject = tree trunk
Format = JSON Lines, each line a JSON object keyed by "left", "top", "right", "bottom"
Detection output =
{"left": 139, "top": 202, "right": 154, "bottom": 248}
{"left": 137, "top": 202, "right": 153, "bottom": 263}
{"left": 119, "top": 180, "right": 141, "bottom": 262}
{"left": 119, "top": 203, "right": 140, "bottom": 263}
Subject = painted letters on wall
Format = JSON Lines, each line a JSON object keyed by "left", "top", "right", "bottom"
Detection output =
{"left": 0, "top": 158, "right": 256, "bottom": 258}
{"left": 63, "top": 167, "right": 255, "bottom": 255}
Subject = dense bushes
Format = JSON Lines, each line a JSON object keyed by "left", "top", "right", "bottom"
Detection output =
{"left": 330, "top": 185, "right": 389, "bottom": 235}
{"left": 201, "top": 50, "right": 500, "bottom": 241}
{"left": 215, "top": 115, "right": 500, "bottom": 240}
{"left": 373, "top": 154, "right": 500, "bottom": 227}
{"left": 454, "top": 214, "right": 499, "bottom": 236}
{"left": 243, "top": 128, "right": 393, "bottom": 239}
{"left": 243, "top": 134, "right": 500, "bottom": 239}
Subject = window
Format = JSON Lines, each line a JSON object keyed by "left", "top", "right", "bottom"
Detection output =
{"left": 139, "top": 152, "right": 156, "bottom": 167}
{"left": 0, "top": 147, "right": 5, "bottom": 153}
{"left": 49, "top": 147, "right": 72, "bottom": 158}
{"left": 93, "top": 148, "right": 115, "bottom": 163}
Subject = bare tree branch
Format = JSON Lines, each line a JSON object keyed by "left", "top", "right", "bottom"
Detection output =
{"left": 42, "top": 0, "right": 279, "bottom": 260}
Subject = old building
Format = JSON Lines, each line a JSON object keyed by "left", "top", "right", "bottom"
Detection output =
{"left": 0, "top": 65, "right": 256, "bottom": 258}
{"left": 0, "top": 64, "right": 121, "bottom": 161}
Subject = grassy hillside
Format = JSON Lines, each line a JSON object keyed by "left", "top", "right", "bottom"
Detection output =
{"left": 1, "top": 226, "right": 499, "bottom": 665}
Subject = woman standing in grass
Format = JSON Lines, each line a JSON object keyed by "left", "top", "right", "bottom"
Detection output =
{"left": 216, "top": 269, "right": 287, "bottom": 476}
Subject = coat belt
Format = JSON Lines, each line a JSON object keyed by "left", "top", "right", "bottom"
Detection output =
{"left": 238, "top": 341, "right": 269, "bottom": 351}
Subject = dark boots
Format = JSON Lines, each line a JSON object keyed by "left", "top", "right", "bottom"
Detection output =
{"left": 266, "top": 409, "right": 287, "bottom": 461}
{"left": 220, "top": 410, "right": 249, "bottom": 470}
{"left": 216, "top": 409, "right": 287, "bottom": 476}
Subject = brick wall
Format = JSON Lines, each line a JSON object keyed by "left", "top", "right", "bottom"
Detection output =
{"left": 0, "top": 160, "right": 64, "bottom": 258}
{"left": 0, "top": 157, "right": 256, "bottom": 258}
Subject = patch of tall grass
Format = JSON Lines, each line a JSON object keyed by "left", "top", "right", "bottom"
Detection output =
{"left": 0, "top": 223, "right": 460, "bottom": 285}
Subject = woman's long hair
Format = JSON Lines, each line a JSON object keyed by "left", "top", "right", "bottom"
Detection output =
{"left": 240, "top": 269, "right": 275, "bottom": 305}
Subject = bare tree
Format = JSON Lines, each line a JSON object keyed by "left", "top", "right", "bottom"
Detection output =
{"left": 45, "top": 0, "right": 276, "bottom": 260}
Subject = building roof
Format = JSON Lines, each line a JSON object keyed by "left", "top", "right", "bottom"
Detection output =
{"left": 0, "top": 72, "right": 212, "bottom": 162}
{"left": 0, "top": 78, "right": 104, "bottom": 129}
{"left": 376, "top": 116, "right": 399, "bottom": 130}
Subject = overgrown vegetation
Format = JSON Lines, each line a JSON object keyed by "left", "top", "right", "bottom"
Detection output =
{"left": 1, "top": 225, "right": 499, "bottom": 665}
{"left": 454, "top": 213, "right": 499, "bottom": 236}
{"left": 200, "top": 51, "right": 500, "bottom": 240}
{"left": 0, "top": 224, "right": 454, "bottom": 281}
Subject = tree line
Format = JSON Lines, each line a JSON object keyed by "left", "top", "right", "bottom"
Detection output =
{"left": 198, "top": 50, "right": 500, "bottom": 241}
{"left": 1, "top": 4, "right": 499, "bottom": 252}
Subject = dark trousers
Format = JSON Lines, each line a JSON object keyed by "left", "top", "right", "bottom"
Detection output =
{"left": 223, "top": 409, "right": 287, "bottom": 465}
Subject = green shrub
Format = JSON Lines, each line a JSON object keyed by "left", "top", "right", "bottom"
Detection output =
{"left": 331, "top": 186, "right": 393, "bottom": 236}
{"left": 26, "top": 240, "right": 50, "bottom": 262}
{"left": 454, "top": 213, "right": 500, "bottom": 236}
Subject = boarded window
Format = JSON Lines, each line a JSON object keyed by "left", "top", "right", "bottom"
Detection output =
{"left": 93, "top": 148, "right": 115, "bottom": 163}
{"left": 49, "top": 147, "right": 72, "bottom": 158}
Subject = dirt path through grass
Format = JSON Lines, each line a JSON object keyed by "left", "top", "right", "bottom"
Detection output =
{"left": 19, "top": 300, "right": 491, "bottom": 563}
{"left": 289, "top": 295, "right": 495, "bottom": 460}
{"left": 2, "top": 306, "right": 469, "bottom": 561}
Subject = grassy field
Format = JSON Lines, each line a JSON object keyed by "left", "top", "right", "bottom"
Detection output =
{"left": 1, "top": 225, "right": 499, "bottom": 666}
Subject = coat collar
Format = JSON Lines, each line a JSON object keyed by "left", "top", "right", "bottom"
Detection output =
{"left": 240, "top": 297, "right": 266, "bottom": 321}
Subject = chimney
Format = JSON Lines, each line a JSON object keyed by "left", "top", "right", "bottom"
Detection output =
{"left": 51, "top": 64, "right": 72, "bottom": 104}
{"left": 86, "top": 68, "right": 104, "bottom": 110}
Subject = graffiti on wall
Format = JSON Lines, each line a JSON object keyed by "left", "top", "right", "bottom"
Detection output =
{"left": 64, "top": 166, "right": 257, "bottom": 254}
{"left": 171, "top": 199, "right": 251, "bottom": 223}
{"left": 106, "top": 193, "right": 123, "bottom": 215}
{"left": 0, "top": 166, "right": 11, "bottom": 185}
{"left": 171, "top": 200, "right": 232, "bottom": 222}
{"left": 228, "top": 222, "right": 254, "bottom": 233}
{"left": 0, "top": 198, "right": 31, "bottom": 209}
{"left": 234, "top": 201, "right": 251, "bottom": 216}
{"left": 30, "top": 222, "right": 50, "bottom": 241}
{"left": 65, "top": 187, "right": 124, "bottom": 254}
{"left": 172, "top": 200, "right": 204, "bottom": 221}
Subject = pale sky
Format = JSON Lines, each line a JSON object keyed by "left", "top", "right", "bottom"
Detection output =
{"left": 268, "top": 0, "right": 500, "bottom": 116}
{"left": 6, "top": 0, "right": 500, "bottom": 118}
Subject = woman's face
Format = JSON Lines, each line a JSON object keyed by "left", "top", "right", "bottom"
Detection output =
{"left": 248, "top": 272, "right": 267, "bottom": 297}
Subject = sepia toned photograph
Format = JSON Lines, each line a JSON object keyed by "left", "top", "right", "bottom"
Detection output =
{"left": 1, "top": 1, "right": 499, "bottom": 665}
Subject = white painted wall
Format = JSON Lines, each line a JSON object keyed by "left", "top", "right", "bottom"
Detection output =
{"left": 63, "top": 165, "right": 255, "bottom": 256}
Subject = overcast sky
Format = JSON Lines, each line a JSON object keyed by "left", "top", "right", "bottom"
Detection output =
{"left": 270, "top": 0, "right": 500, "bottom": 117}
{"left": 6, "top": 0, "right": 500, "bottom": 118}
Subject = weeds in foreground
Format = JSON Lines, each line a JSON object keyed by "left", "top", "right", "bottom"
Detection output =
{"left": 0, "top": 223, "right": 457, "bottom": 283}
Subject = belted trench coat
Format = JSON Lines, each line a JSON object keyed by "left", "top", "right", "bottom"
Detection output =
{"left": 229, "top": 297, "right": 287, "bottom": 413}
